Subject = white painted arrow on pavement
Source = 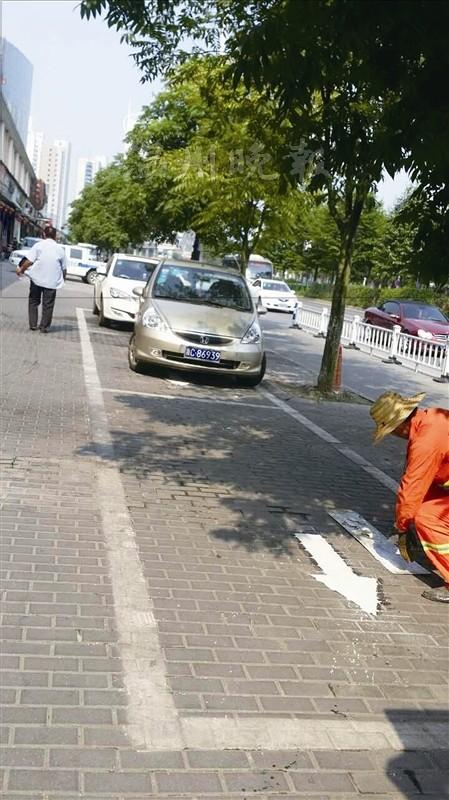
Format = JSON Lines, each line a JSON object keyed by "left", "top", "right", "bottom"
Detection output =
{"left": 295, "top": 533, "right": 378, "bottom": 616}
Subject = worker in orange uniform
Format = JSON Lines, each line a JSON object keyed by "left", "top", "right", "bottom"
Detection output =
{"left": 371, "top": 391, "right": 449, "bottom": 603}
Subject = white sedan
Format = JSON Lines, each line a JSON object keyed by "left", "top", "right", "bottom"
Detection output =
{"left": 249, "top": 278, "right": 296, "bottom": 312}
{"left": 93, "top": 253, "right": 160, "bottom": 326}
{"left": 9, "top": 248, "right": 31, "bottom": 267}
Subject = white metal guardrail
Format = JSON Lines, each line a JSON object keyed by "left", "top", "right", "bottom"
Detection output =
{"left": 292, "top": 301, "right": 449, "bottom": 382}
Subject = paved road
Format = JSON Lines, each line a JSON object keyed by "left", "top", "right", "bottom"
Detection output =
{"left": 1, "top": 278, "right": 448, "bottom": 798}
{"left": 262, "top": 310, "right": 449, "bottom": 406}
{"left": 293, "top": 296, "right": 364, "bottom": 317}
{"left": 1, "top": 258, "right": 20, "bottom": 291}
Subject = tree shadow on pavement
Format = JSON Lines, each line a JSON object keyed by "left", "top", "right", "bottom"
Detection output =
{"left": 385, "top": 709, "right": 449, "bottom": 798}
{"left": 77, "top": 387, "right": 396, "bottom": 560}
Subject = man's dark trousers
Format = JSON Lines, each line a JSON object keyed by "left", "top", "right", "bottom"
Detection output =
{"left": 29, "top": 280, "right": 57, "bottom": 331}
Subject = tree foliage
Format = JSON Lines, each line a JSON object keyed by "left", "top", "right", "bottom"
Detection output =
{"left": 68, "top": 160, "right": 148, "bottom": 252}
{"left": 126, "top": 57, "right": 308, "bottom": 269}
{"left": 80, "top": 0, "right": 449, "bottom": 390}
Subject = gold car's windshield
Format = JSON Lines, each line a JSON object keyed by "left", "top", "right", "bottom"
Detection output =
{"left": 153, "top": 265, "right": 252, "bottom": 312}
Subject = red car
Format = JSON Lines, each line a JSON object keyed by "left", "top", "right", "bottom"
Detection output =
{"left": 364, "top": 299, "right": 449, "bottom": 343}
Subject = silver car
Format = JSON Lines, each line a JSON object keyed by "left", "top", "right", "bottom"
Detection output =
{"left": 129, "top": 259, "right": 266, "bottom": 386}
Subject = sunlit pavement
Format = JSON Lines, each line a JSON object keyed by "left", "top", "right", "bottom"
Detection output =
{"left": 1, "top": 277, "right": 448, "bottom": 798}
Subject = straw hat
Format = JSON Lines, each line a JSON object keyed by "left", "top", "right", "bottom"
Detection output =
{"left": 370, "top": 391, "right": 425, "bottom": 443}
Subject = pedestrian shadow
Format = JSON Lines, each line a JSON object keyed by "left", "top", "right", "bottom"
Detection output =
{"left": 384, "top": 709, "right": 449, "bottom": 797}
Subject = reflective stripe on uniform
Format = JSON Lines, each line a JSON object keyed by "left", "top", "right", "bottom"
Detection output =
{"left": 422, "top": 541, "right": 449, "bottom": 553}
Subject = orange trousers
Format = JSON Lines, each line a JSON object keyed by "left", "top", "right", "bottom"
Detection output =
{"left": 415, "top": 485, "right": 449, "bottom": 584}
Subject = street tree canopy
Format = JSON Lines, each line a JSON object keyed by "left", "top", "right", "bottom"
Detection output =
{"left": 125, "top": 57, "right": 309, "bottom": 269}
{"left": 81, "top": 0, "right": 449, "bottom": 390}
{"left": 68, "top": 160, "right": 148, "bottom": 252}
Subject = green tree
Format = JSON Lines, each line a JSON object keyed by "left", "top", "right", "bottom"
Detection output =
{"left": 68, "top": 160, "right": 148, "bottom": 252}
{"left": 351, "top": 198, "right": 390, "bottom": 285}
{"left": 396, "top": 191, "right": 449, "bottom": 289}
{"left": 302, "top": 207, "right": 340, "bottom": 283}
{"left": 126, "top": 57, "right": 306, "bottom": 271}
{"left": 80, "top": 0, "right": 449, "bottom": 388}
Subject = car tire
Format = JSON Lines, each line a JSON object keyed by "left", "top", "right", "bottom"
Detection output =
{"left": 128, "top": 334, "right": 145, "bottom": 373}
{"left": 98, "top": 298, "right": 110, "bottom": 327}
{"left": 238, "top": 353, "right": 266, "bottom": 388}
{"left": 86, "top": 270, "right": 97, "bottom": 285}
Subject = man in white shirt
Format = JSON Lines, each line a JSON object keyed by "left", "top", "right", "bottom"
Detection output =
{"left": 16, "top": 226, "right": 67, "bottom": 333}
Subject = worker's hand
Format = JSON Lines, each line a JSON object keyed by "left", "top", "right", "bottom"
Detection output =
{"left": 15, "top": 266, "right": 23, "bottom": 276}
{"left": 397, "top": 531, "right": 411, "bottom": 562}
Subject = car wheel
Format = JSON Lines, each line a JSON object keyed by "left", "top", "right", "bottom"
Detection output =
{"left": 128, "top": 334, "right": 145, "bottom": 373}
{"left": 86, "top": 270, "right": 97, "bottom": 285}
{"left": 98, "top": 298, "right": 110, "bottom": 327}
{"left": 238, "top": 353, "right": 266, "bottom": 388}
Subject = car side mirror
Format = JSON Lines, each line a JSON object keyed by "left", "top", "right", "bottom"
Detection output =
{"left": 256, "top": 301, "right": 267, "bottom": 316}
{"left": 132, "top": 286, "right": 144, "bottom": 297}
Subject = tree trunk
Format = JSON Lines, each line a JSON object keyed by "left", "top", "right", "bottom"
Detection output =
{"left": 191, "top": 233, "right": 200, "bottom": 261}
{"left": 240, "top": 234, "right": 250, "bottom": 275}
{"left": 317, "top": 226, "right": 356, "bottom": 393}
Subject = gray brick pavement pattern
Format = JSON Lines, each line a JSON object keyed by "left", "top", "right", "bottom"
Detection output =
{"left": 0, "top": 291, "right": 448, "bottom": 796}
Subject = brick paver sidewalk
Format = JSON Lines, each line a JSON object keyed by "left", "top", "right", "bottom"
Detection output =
{"left": 1, "top": 283, "right": 448, "bottom": 798}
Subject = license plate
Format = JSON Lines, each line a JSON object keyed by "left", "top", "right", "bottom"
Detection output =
{"left": 184, "top": 346, "right": 221, "bottom": 363}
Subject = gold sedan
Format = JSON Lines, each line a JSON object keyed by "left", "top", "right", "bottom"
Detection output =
{"left": 129, "top": 259, "right": 266, "bottom": 386}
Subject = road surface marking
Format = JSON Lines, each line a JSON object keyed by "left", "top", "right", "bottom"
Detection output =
{"left": 295, "top": 532, "right": 378, "bottom": 615}
{"left": 103, "top": 387, "right": 274, "bottom": 410}
{"left": 260, "top": 388, "right": 399, "bottom": 493}
{"left": 76, "top": 308, "right": 184, "bottom": 749}
{"left": 329, "top": 510, "right": 430, "bottom": 575}
{"left": 75, "top": 308, "right": 445, "bottom": 751}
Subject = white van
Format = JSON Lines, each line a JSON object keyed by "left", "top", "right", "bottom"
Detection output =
{"left": 63, "top": 243, "right": 107, "bottom": 284}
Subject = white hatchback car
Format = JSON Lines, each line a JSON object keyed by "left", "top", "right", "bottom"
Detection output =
{"left": 249, "top": 278, "right": 296, "bottom": 312}
{"left": 93, "top": 253, "right": 160, "bottom": 326}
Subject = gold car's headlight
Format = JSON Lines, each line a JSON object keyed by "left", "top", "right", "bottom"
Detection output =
{"left": 241, "top": 320, "right": 262, "bottom": 344}
{"left": 142, "top": 305, "right": 168, "bottom": 331}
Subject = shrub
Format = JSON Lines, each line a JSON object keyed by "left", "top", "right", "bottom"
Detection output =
{"left": 346, "top": 285, "right": 377, "bottom": 307}
{"left": 377, "top": 285, "right": 436, "bottom": 305}
{"left": 303, "top": 283, "right": 333, "bottom": 299}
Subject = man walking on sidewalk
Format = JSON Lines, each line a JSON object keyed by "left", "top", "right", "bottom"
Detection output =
{"left": 371, "top": 391, "right": 449, "bottom": 603}
{"left": 16, "top": 225, "right": 66, "bottom": 333}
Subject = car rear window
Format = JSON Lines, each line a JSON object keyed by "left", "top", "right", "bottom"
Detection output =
{"left": 113, "top": 259, "right": 157, "bottom": 281}
{"left": 262, "top": 281, "right": 290, "bottom": 292}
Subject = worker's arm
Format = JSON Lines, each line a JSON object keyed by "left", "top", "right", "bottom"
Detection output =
{"left": 16, "top": 258, "right": 33, "bottom": 275}
{"left": 16, "top": 242, "right": 38, "bottom": 275}
{"left": 395, "top": 414, "right": 445, "bottom": 531}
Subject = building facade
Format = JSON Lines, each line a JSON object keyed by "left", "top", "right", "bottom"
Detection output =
{"left": 1, "top": 38, "right": 33, "bottom": 143}
{"left": 0, "top": 95, "right": 44, "bottom": 250}
{"left": 26, "top": 125, "right": 44, "bottom": 175}
{"left": 40, "top": 140, "right": 71, "bottom": 230}
{"left": 75, "top": 155, "right": 107, "bottom": 197}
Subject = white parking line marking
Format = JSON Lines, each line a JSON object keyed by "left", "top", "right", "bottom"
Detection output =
{"left": 329, "top": 510, "right": 429, "bottom": 575}
{"left": 76, "top": 308, "right": 184, "bottom": 749}
{"left": 295, "top": 532, "right": 378, "bottom": 615}
{"left": 260, "top": 388, "right": 399, "bottom": 494}
{"left": 103, "top": 387, "right": 274, "bottom": 410}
